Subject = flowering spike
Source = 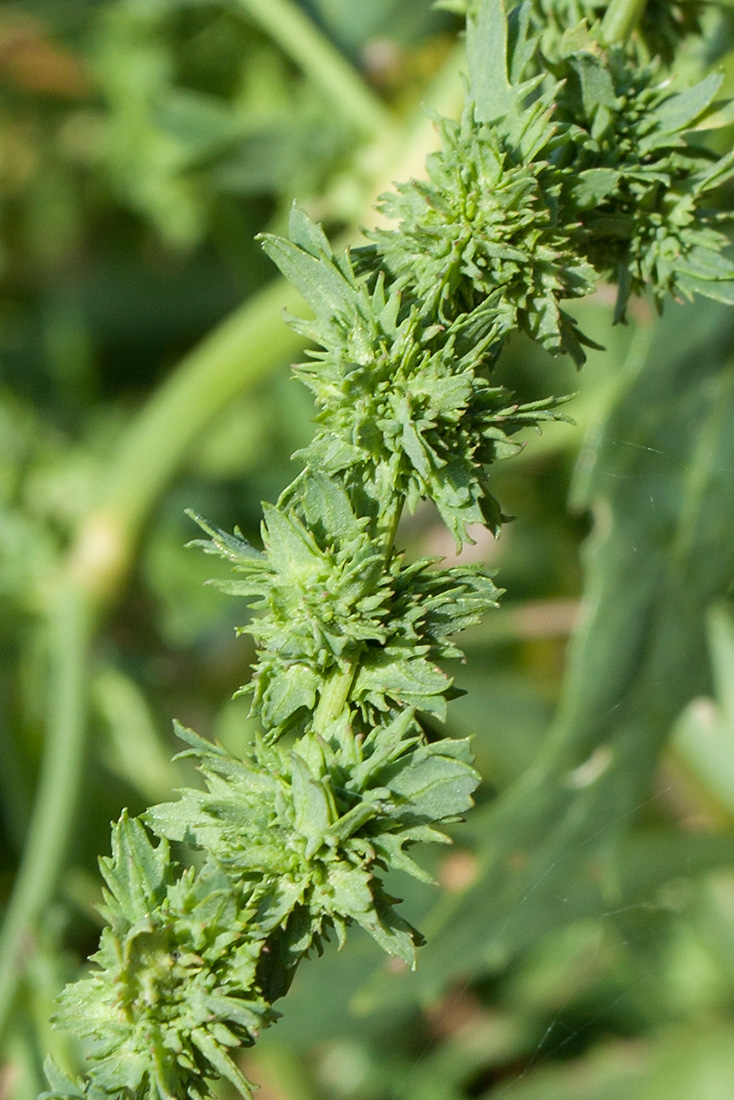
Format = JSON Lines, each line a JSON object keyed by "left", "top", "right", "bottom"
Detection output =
{"left": 46, "top": 4, "right": 734, "bottom": 1098}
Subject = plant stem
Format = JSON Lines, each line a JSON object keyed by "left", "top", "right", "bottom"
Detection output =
{"left": 313, "top": 666, "right": 359, "bottom": 730}
{"left": 312, "top": 495, "right": 404, "bottom": 733}
{"left": 236, "top": 0, "right": 393, "bottom": 139}
{"left": 0, "top": 582, "right": 92, "bottom": 1034}
{"left": 601, "top": 0, "right": 648, "bottom": 43}
{"left": 72, "top": 278, "right": 305, "bottom": 601}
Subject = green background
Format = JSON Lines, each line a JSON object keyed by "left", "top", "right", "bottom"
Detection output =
{"left": 3, "top": 2, "right": 734, "bottom": 1097}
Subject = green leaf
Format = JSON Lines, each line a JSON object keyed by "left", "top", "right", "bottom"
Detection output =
{"left": 326, "top": 864, "right": 374, "bottom": 921}
{"left": 354, "top": 649, "right": 452, "bottom": 718}
{"left": 40, "top": 1060, "right": 89, "bottom": 1100}
{"left": 297, "top": 472, "right": 365, "bottom": 543}
{"left": 99, "top": 812, "right": 171, "bottom": 927}
{"left": 467, "top": 0, "right": 515, "bottom": 122}
{"left": 260, "top": 664, "right": 320, "bottom": 727}
{"left": 572, "top": 51, "right": 617, "bottom": 117}
{"left": 185, "top": 510, "right": 264, "bottom": 565}
{"left": 354, "top": 882, "right": 421, "bottom": 968}
{"left": 290, "top": 752, "right": 335, "bottom": 858}
{"left": 569, "top": 168, "right": 619, "bottom": 209}
{"left": 380, "top": 740, "right": 480, "bottom": 821}
{"left": 655, "top": 71, "right": 724, "bottom": 135}
{"left": 690, "top": 98, "right": 734, "bottom": 131}
{"left": 258, "top": 209, "right": 355, "bottom": 322}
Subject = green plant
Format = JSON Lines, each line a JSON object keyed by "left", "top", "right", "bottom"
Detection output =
{"left": 37, "top": 1, "right": 734, "bottom": 1098}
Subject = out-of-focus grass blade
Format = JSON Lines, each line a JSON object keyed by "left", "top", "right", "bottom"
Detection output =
{"left": 360, "top": 299, "right": 734, "bottom": 1009}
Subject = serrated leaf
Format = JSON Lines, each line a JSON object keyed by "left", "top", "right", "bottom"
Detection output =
{"left": 185, "top": 510, "right": 264, "bottom": 564}
{"left": 572, "top": 51, "right": 617, "bottom": 116}
{"left": 354, "top": 650, "right": 451, "bottom": 718}
{"left": 287, "top": 201, "right": 332, "bottom": 257}
{"left": 374, "top": 831, "right": 437, "bottom": 883}
{"left": 258, "top": 210, "right": 355, "bottom": 322}
{"left": 675, "top": 271, "right": 734, "bottom": 306}
{"left": 40, "top": 1060, "right": 87, "bottom": 1100}
{"left": 326, "top": 864, "right": 373, "bottom": 919}
{"left": 261, "top": 663, "right": 320, "bottom": 727}
{"left": 290, "top": 752, "right": 334, "bottom": 857}
{"left": 261, "top": 503, "right": 318, "bottom": 574}
{"left": 99, "top": 813, "right": 170, "bottom": 927}
{"left": 297, "top": 471, "right": 363, "bottom": 543}
{"left": 354, "top": 882, "right": 421, "bottom": 967}
{"left": 145, "top": 793, "right": 202, "bottom": 846}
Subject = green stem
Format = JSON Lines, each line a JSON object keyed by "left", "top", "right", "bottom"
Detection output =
{"left": 601, "top": 0, "right": 648, "bottom": 43}
{"left": 80, "top": 278, "right": 305, "bottom": 593}
{"left": 312, "top": 494, "right": 405, "bottom": 733}
{"left": 236, "top": 0, "right": 393, "bottom": 139}
{"left": 0, "top": 582, "right": 92, "bottom": 1034}
{"left": 381, "top": 493, "right": 405, "bottom": 551}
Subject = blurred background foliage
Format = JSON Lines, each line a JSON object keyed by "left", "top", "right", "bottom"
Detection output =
{"left": 3, "top": 1, "right": 734, "bottom": 1099}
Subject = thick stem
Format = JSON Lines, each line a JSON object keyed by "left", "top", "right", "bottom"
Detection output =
{"left": 78, "top": 279, "right": 305, "bottom": 598}
{"left": 601, "top": 0, "right": 648, "bottom": 44}
{"left": 236, "top": 0, "right": 393, "bottom": 139}
{"left": 0, "top": 582, "right": 92, "bottom": 1033}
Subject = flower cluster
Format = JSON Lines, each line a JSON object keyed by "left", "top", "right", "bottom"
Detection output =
{"left": 148, "top": 718, "right": 479, "bottom": 966}
{"left": 48, "top": 815, "right": 271, "bottom": 1100}
{"left": 46, "top": 719, "right": 479, "bottom": 1100}
{"left": 552, "top": 40, "right": 734, "bottom": 318}
{"left": 369, "top": 105, "right": 595, "bottom": 358}
{"left": 262, "top": 211, "right": 570, "bottom": 544}
{"left": 191, "top": 473, "right": 501, "bottom": 732}
{"left": 44, "top": 4, "right": 734, "bottom": 1100}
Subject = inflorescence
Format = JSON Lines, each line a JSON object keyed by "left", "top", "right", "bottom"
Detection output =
{"left": 44, "top": 3, "right": 734, "bottom": 1098}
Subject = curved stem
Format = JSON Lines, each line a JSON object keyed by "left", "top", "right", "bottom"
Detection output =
{"left": 236, "top": 0, "right": 393, "bottom": 139}
{"left": 601, "top": 0, "right": 648, "bottom": 43}
{"left": 0, "top": 582, "right": 92, "bottom": 1033}
{"left": 72, "top": 278, "right": 305, "bottom": 601}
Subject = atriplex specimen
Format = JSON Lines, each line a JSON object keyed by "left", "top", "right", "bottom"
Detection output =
{"left": 45, "top": 2, "right": 734, "bottom": 1098}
